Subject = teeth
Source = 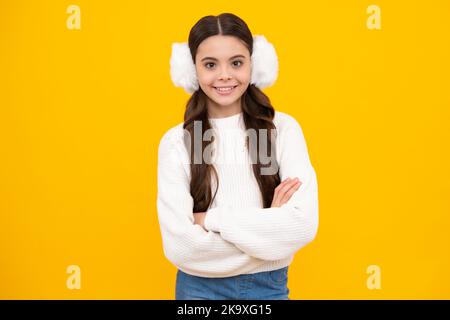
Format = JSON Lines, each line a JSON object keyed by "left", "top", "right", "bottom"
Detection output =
{"left": 215, "top": 86, "right": 235, "bottom": 92}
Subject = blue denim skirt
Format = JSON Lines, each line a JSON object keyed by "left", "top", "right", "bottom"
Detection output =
{"left": 175, "top": 266, "right": 290, "bottom": 300}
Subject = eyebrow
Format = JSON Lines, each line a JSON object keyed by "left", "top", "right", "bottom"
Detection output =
{"left": 201, "top": 54, "right": 246, "bottom": 62}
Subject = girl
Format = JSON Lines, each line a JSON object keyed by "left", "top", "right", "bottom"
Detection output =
{"left": 157, "top": 13, "right": 319, "bottom": 300}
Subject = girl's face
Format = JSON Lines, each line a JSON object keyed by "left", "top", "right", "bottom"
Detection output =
{"left": 195, "top": 35, "right": 251, "bottom": 112}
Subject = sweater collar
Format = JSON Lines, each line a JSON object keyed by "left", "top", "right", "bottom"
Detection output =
{"left": 209, "top": 112, "right": 244, "bottom": 130}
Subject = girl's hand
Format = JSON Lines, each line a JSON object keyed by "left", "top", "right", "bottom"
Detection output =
{"left": 271, "top": 177, "right": 302, "bottom": 208}
{"left": 193, "top": 211, "right": 207, "bottom": 230}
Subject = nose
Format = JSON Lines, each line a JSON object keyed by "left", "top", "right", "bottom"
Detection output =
{"left": 218, "top": 66, "right": 233, "bottom": 80}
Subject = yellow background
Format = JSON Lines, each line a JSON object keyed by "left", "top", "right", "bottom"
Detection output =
{"left": 1, "top": 0, "right": 449, "bottom": 299}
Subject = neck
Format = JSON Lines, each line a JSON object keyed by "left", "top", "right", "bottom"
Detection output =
{"left": 207, "top": 98, "right": 242, "bottom": 119}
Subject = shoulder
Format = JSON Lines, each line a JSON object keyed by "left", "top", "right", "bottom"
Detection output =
{"left": 273, "top": 111, "right": 314, "bottom": 171}
{"left": 159, "top": 122, "right": 185, "bottom": 147}
{"left": 273, "top": 110, "right": 304, "bottom": 135}
{"left": 158, "top": 122, "right": 192, "bottom": 180}
{"left": 158, "top": 121, "right": 186, "bottom": 157}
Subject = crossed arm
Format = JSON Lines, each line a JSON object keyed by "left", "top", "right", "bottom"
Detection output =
{"left": 156, "top": 117, "right": 318, "bottom": 275}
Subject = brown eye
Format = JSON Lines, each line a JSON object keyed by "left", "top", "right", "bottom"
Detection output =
{"left": 233, "top": 60, "right": 243, "bottom": 67}
{"left": 205, "top": 62, "right": 215, "bottom": 69}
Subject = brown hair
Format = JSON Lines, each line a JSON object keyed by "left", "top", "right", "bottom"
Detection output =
{"left": 183, "top": 13, "right": 281, "bottom": 212}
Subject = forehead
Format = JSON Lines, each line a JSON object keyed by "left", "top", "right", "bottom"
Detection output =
{"left": 196, "top": 35, "right": 249, "bottom": 59}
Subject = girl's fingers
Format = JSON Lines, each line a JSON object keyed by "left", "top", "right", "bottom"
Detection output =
{"left": 275, "top": 177, "right": 290, "bottom": 191}
{"left": 279, "top": 181, "right": 302, "bottom": 204}
{"left": 276, "top": 177, "right": 300, "bottom": 196}
{"left": 272, "top": 177, "right": 302, "bottom": 208}
{"left": 272, "top": 178, "right": 291, "bottom": 200}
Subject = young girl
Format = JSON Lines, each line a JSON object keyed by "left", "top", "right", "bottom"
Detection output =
{"left": 157, "top": 13, "right": 319, "bottom": 300}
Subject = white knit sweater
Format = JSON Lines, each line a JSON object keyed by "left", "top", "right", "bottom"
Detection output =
{"left": 156, "top": 110, "right": 319, "bottom": 278}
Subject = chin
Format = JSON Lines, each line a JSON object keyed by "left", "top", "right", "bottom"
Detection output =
{"left": 210, "top": 98, "right": 240, "bottom": 108}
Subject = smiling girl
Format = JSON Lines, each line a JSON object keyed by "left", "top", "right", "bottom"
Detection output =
{"left": 157, "top": 13, "right": 319, "bottom": 300}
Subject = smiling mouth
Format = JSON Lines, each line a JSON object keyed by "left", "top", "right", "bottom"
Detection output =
{"left": 213, "top": 85, "right": 238, "bottom": 94}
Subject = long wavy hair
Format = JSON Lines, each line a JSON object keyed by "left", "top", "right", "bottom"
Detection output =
{"left": 183, "top": 13, "right": 281, "bottom": 212}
